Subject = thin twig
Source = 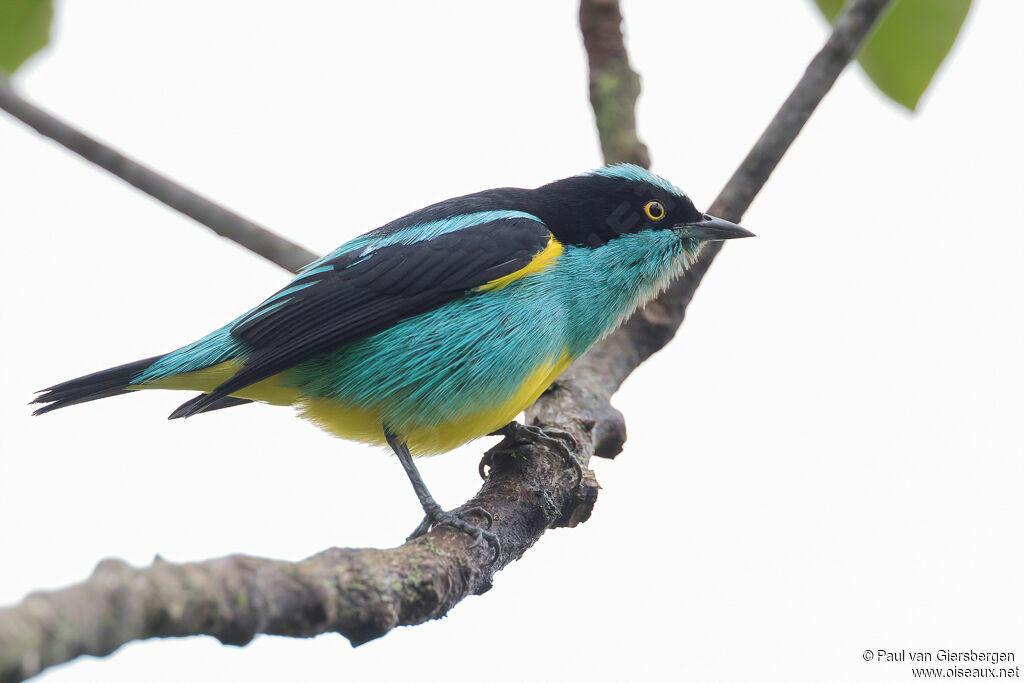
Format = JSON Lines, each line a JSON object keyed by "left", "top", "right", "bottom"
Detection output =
{"left": 0, "top": 1, "right": 892, "bottom": 680}
{"left": 712, "top": 0, "right": 890, "bottom": 219}
{"left": 561, "top": 0, "right": 893, "bottom": 459}
{"left": 0, "top": 79, "right": 317, "bottom": 273}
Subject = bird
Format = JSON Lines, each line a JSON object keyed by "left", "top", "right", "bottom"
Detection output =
{"left": 32, "top": 163, "right": 753, "bottom": 550}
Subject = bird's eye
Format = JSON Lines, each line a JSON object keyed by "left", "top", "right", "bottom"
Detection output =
{"left": 644, "top": 200, "right": 666, "bottom": 221}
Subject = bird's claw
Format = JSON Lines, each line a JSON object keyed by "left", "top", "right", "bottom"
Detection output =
{"left": 478, "top": 452, "right": 493, "bottom": 481}
{"left": 481, "top": 422, "right": 583, "bottom": 488}
{"left": 407, "top": 506, "right": 500, "bottom": 559}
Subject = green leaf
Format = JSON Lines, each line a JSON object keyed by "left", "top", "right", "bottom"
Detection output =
{"left": 0, "top": 0, "right": 53, "bottom": 75}
{"left": 813, "top": 0, "right": 972, "bottom": 110}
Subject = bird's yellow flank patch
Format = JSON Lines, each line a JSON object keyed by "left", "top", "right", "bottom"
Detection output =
{"left": 476, "top": 234, "right": 563, "bottom": 292}
{"left": 299, "top": 350, "right": 574, "bottom": 455}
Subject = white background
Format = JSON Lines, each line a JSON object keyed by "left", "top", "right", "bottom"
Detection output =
{"left": 1, "top": 1, "right": 1021, "bottom": 681}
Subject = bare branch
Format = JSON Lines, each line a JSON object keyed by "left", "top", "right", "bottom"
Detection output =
{"left": 0, "top": 78, "right": 317, "bottom": 273}
{"left": 579, "top": 0, "right": 650, "bottom": 166}
{"left": 0, "top": 1, "right": 891, "bottom": 679}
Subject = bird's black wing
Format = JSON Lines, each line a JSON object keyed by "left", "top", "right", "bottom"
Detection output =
{"left": 175, "top": 215, "right": 552, "bottom": 417}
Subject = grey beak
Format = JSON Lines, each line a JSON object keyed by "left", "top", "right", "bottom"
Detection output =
{"left": 676, "top": 214, "right": 755, "bottom": 240}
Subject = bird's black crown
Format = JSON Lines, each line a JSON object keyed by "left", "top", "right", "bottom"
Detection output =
{"left": 530, "top": 165, "right": 702, "bottom": 247}
{"left": 371, "top": 164, "right": 702, "bottom": 249}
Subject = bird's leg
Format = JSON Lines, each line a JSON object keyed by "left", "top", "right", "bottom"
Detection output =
{"left": 481, "top": 421, "right": 583, "bottom": 487}
{"left": 383, "top": 427, "right": 499, "bottom": 556}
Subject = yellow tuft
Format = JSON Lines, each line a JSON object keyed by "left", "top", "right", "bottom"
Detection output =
{"left": 476, "top": 235, "right": 563, "bottom": 292}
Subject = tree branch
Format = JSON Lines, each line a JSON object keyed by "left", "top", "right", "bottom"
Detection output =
{"left": 579, "top": 0, "right": 650, "bottom": 167}
{"left": 0, "top": 429, "right": 599, "bottom": 683}
{"left": 0, "top": 77, "right": 317, "bottom": 273}
{"left": 0, "top": 1, "right": 891, "bottom": 680}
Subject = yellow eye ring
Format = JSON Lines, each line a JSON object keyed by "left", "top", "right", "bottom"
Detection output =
{"left": 644, "top": 200, "right": 666, "bottom": 221}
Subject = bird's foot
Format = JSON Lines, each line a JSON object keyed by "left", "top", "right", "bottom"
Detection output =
{"left": 408, "top": 505, "right": 500, "bottom": 558}
{"left": 481, "top": 421, "right": 583, "bottom": 488}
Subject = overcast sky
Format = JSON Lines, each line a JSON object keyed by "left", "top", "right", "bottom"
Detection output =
{"left": 1, "top": 1, "right": 1021, "bottom": 682}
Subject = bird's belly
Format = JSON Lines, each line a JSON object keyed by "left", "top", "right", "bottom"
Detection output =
{"left": 296, "top": 351, "right": 572, "bottom": 455}
{"left": 289, "top": 286, "right": 574, "bottom": 455}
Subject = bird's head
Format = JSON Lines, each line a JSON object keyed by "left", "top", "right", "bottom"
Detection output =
{"left": 529, "top": 164, "right": 754, "bottom": 248}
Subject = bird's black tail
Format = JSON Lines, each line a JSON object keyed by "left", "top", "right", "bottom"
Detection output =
{"left": 31, "top": 356, "right": 164, "bottom": 416}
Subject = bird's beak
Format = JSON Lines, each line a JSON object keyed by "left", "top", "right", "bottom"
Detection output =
{"left": 675, "top": 214, "right": 755, "bottom": 241}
